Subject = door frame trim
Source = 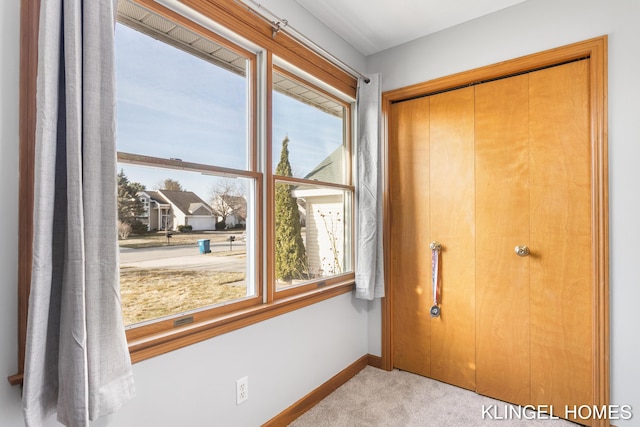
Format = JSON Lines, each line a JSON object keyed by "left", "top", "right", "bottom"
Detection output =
{"left": 381, "top": 36, "right": 609, "bottom": 424}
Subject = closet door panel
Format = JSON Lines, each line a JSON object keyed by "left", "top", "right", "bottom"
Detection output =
{"left": 390, "top": 98, "right": 432, "bottom": 377}
{"left": 475, "top": 75, "right": 531, "bottom": 405}
{"left": 429, "top": 87, "right": 476, "bottom": 390}
{"left": 529, "top": 60, "right": 593, "bottom": 423}
{"left": 388, "top": 59, "right": 595, "bottom": 423}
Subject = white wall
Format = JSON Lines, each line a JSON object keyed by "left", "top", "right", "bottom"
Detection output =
{"left": 367, "top": 0, "right": 640, "bottom": 425}
{"left": 0, "top": 1, "right": 371, "bottom": 426}
{"left": 94, "top": 293, "right": 368, "bottom": 427}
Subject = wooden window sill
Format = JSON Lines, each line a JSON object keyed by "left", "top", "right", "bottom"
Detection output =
{"left": 128, "top": 280, "right": 354, "bottom": 363}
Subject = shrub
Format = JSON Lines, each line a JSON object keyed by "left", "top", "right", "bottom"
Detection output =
{"left": 177, "top": 225, "right": 193, "bottom": 233}
{"left": 117, "top": 220, "right": 132, "bottom": 240}
{"left": 130, "top": 220, "right": 148, "bottom": 235}
{"left": 215, "top": 221, "right": 226, "bottom": 230}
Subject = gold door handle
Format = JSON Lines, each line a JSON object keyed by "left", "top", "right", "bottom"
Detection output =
{"left": 515, "top": 245, "right": 530, "bottom": 257}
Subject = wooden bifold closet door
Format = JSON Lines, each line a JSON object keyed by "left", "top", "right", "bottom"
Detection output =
{"left": 389, "top": 59, "right": 593, "bottom": 425}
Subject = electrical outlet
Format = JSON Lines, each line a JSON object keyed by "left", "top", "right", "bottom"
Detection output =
{"left": 236, "top": 376, "right": 248, "bottom": 405}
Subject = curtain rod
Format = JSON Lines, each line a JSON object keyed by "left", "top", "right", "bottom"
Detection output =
{"left": 235, "top": 0, "right": 370, "bottom": 84}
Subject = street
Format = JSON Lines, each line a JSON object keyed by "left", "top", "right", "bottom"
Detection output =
{"left": 119, "top": 242, "right": 247, "bottom": 272}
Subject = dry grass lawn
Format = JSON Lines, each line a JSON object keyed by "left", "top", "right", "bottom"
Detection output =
{"left": 121, "top": 267, "right": 246, "bottom": 325}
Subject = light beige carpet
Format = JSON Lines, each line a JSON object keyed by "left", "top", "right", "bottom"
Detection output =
{"left": 289, "top": 366, "right": 578, "bottom": 426}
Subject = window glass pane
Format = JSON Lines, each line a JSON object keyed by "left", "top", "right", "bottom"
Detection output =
{"left": 275, "top": 181, "right": 352, "bottom": 290}
{"left": 272, "top": 71, "right": 345, "bottom": 184}
{"left": 115, "top": 21, "right": 249, "bottom": 169}
{"left": 117, "top": 163, "right": 255, "bottom": 326}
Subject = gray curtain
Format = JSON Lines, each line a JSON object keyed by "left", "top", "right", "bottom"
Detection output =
{"left": 355, "top": 74, "right": 385, "bottom": 300}
{"left": 22, "top": 0, "right": 135, "bottom": 425}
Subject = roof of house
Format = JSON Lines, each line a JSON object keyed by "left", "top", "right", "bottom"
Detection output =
{"left": 155, "top": 190, "right": 213, "bottom": 216}
{"left": 304, "top": 146, "right": 344, "bottom": 183}
{"left": 142, "top": 191, "right": 170, "bottom": 205}
{"left": 188, "top": 203, "right": 211, "bottom": 216}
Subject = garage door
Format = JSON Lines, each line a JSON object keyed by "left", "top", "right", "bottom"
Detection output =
{"left": 187, "top": 216, "right": 215, "bottom": 231}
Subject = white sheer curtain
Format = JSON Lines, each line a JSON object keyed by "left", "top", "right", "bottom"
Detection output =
{"left": 355, "top": 74, "right": 385, "bottom": 300}
{"left": 22, "top": 0, "right": 135, "bottom": 425}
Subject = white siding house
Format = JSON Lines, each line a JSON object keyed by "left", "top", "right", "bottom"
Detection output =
{"left": 293, "top": 147, "right": 348, "bottom": 278}
{"left": 295, "top": 190, "right": 345, "bottom": 277}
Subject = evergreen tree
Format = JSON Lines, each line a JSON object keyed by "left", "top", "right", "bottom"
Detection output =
{"left": 161, "top": 178, "right": 185, "bottom": 191}
{"left": 275, "top": 137, "right": 307, "bottom": 281}
{"left": 117, "top": 169, "right": 146, "bottom": 225}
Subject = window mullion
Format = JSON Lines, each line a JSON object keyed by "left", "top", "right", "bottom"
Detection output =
{"left": 264, "top": 50, "right": 276, "bottom": 303}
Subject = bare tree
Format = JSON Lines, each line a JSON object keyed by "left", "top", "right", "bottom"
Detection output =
{"left": 209, "top": 178, "right": 246, "bottom": 228}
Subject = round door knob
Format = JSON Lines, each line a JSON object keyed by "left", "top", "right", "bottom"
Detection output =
{"left": 515, "top": 245, "right": 530, "bottom": 257}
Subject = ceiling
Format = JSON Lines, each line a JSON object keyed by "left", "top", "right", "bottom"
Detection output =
{"left": 294, "top": 0, "right": 527, "bottom": 56}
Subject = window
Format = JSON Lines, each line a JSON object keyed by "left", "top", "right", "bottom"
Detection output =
{"left": 271, "top": 67, "right": 354, "bottom": 295}
{"left": 114, "top": 5, "right": 260, "bottom": 331}
{"left": 15, "top": 0, "right": 358, "bottom": 374}
{"left": 113, "top": 0, "right": 355, "bottom": 350}
{"left": 116, "top": 164, "right": 258, "bottom": 327}
{"left": 114, "top": 18, "right": 251, "bottom": 170}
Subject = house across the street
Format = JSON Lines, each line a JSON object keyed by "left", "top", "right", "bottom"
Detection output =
{"left": 137, "top": 189, "right": 216, "bottom": 231}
